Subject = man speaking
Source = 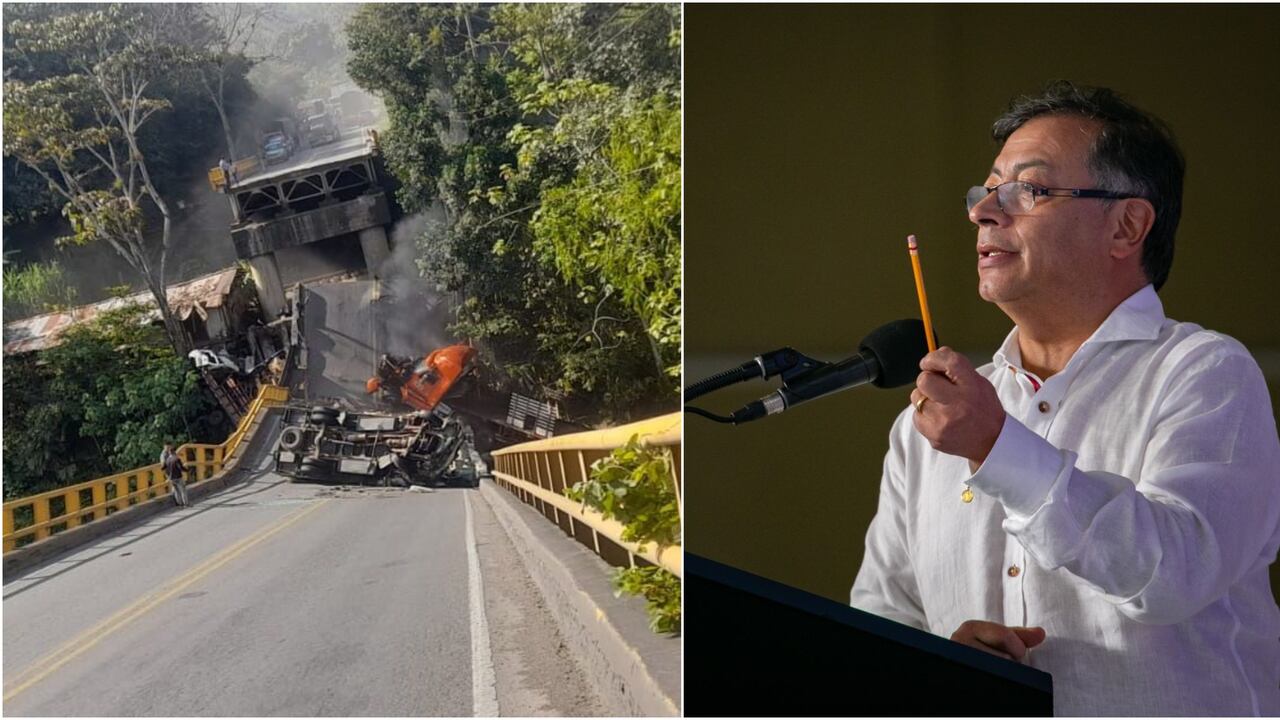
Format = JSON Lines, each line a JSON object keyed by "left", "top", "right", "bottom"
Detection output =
{"left": 851, "top": 81, "right": 1280, "bottom": 716}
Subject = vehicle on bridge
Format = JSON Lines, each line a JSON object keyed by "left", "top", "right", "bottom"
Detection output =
{"left": 259, "top": 117, "right": 300, "bottom": 165}
{"left": 273, "top": 403, "right": 470, "bottom": 486}
{"left": 304, "top": 113, "right": 340, "bottom": 146}
{"left": 262, "top": 132, "right": 294, "bottom": 165}
{"left": 365, "top": 344, "right": 476, "bottom": 414}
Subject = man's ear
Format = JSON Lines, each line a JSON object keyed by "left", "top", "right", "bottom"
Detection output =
{"left": 1110, "top": 198, "right": 1155, "bottom": 261}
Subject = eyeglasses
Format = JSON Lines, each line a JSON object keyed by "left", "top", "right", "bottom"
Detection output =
{"left": 966, "top": 181, "right": 1141, "bottom": 215}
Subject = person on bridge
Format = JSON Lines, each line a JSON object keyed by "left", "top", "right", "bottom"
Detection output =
{"left": 163, "top": 443, "right": 190, "bottom": 508}
{"left": 218, "top": 157, "right": 236, "bottom": 190}
{"left": 850, "top": 81, "right": 1280, "bottom": 716}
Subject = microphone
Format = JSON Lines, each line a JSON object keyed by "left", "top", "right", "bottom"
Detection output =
{"left": 730, "top": 319, "right": 930, "bottom": 423}
{"left": 684, "top": 346, "right": 821, "bottom": 403}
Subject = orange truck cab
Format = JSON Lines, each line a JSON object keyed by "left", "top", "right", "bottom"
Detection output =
{"left": 366, "top": 344, "right": 475, "bottom": 413}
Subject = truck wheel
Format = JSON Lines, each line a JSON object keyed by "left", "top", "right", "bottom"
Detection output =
{"left": 309, "top": 408, "right": 339, "bottom": 426}
{"left": 298, "top": 458, "right": 333, "bottom": 480}
{"left": 280, "top": 426, "right": 305, "bottom": 450}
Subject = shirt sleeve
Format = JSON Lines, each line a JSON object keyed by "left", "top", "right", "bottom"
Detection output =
{"left": 852, "top": 414, "right": 929, "bottom": 630}
{"left": 969, "top": 347, "right": 1280, "bottom": 625}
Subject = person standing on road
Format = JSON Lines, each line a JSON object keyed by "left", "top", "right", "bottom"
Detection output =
{"left": 163, "top": 443, "right": 190, "bottom": 507}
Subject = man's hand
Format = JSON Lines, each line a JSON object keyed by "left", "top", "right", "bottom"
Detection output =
{"left": 951, "top": 619, "right": 1046, "bottom": 661}
{"left": 909, "top": 347, "right": 1006, "bottom": 466}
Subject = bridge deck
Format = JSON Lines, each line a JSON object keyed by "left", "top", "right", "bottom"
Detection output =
{"left": 230, "top": 125, "right": 379, "bottom": 191}
{"left": 1, "top": 415, "right": 604, "bottom": 715}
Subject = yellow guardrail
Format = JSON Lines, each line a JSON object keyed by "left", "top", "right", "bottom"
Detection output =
{"left": 490, "top": 412, "right": 682, "bottom": 577}
{"left": 207, "top": 156, "right": 261, "bottom": 192}
{"left": 2, "top": 384, "right": 290, "bottom": 553}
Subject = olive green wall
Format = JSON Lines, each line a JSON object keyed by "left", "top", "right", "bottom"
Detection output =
{"left": 685, "top": 4, "right": 1280, "bottom": 604}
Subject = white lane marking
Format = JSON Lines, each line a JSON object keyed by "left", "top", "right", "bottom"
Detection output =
{"left": 464, "top": 491, "right": 500, "bottom": 717}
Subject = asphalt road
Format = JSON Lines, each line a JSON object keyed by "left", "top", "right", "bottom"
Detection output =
{"left": 2, "top": 422, "right": 602, "bottom": 716}
{"left": 237, "top": 125, "right": 377, "bottom": 187}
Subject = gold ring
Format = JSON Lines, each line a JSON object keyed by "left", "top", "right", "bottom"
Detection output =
{"left": 915, "top": 396, "right": 928, "bottom": 413}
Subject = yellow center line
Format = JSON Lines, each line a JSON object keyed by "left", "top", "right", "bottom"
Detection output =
{"left": 3, "top": 498, "right": 332, "bottom": 702}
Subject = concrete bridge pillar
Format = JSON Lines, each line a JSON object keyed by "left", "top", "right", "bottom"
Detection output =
{"left": 359, "top": 226, "right": 391, "bottom": 278}
{"left": 248, "top": 254, "right": 286, "bottom": 319}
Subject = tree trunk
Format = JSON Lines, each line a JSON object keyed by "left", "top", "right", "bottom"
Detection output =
{"left": 155, "top": 207, "right": 189, "bottom": 356}
{"left": 215, "top": 73, "right": 238, "bottom": 158}
{"left": 216, "top": 97, "right": 237, "bottom": 159}
{"left": 118, "top": 120, "right": 188, "bottom": 356}
{"left": 136, "top": 245, "right": 191, "bottom": 356}
{"left": 202, "top": 72, "right": 238, "bottom": 159}
{"left": 144, "top": 270, "right": 191, "bottom": 356}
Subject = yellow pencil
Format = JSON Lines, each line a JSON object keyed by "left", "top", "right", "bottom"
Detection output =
{"left": 907, "top": 234, "right": 937, "bottom": 353}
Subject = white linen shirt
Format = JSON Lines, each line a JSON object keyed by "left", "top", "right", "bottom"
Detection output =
{"left": 851, "top": 285, "right": 1280, "bottom": 716}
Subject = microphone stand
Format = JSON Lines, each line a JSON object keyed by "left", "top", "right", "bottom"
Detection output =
{"left": 685, "top": 347, "right": 828, "bottom": 424}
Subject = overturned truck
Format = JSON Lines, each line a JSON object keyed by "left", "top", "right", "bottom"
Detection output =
{"left": 273, "top": 403, "right": 469, "bottom": 487}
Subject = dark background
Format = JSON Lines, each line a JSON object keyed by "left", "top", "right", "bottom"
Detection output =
{"left": 685, "top": 5, "right": 1280, "bottom": 604}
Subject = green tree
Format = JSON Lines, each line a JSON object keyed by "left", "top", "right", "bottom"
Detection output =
{"left": 2, "top": 303, "right": 215, "bottom": 500}
{"left": 511, "top": 88, "right": 681, "bottom": 378}
{"left": 497, "top": 4, "right": 681, "bottom": 378}
{"left": 346, "top": 3, "right": 681, "bottom": 421}
{"left": 164, "top": 3, "right": 271, "bottom": 159}
{"left": 3, "top": 354, "right": 82, "bottom": 498}
{"left": 3, "top": 4, "right": 204, "bottom": 354}
{"left": 3, "top": 155, "right": 62, "bottom": 225}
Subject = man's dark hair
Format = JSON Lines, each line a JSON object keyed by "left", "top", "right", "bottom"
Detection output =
{"left": 992, "top": 81, "right": 1185, "bottom": 291}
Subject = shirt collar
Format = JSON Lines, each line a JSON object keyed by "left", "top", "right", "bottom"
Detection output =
{"left": 992, "top": 284, "right": 1164, "bottom": 370}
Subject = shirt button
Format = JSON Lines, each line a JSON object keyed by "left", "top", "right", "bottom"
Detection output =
{"left": 1007, "top": 565, "right": 1021, "bottom": 578}
{"left": 1037, "top": 401, "right": 1051, "bottom": 413}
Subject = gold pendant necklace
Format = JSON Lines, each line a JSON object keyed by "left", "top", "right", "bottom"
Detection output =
{"left": 961, "top": 484, "right": 974, "bottom": 504}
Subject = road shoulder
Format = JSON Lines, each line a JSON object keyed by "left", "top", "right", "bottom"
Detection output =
{"left": 468, "top": 488, "right": 608, "bottom": 716}
{"left": 476, "top": 480, "right": 680, "bottom": 717}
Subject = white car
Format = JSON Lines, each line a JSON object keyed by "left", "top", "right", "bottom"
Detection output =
{"left": 188, "top": 349, "right": 241, "bottom": 373}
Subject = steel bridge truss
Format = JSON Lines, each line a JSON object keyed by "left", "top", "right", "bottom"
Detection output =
{"left": 233, "top": 157, "right": 377, "bottom": 221}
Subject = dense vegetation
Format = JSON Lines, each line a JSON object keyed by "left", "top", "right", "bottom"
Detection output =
{"left": 346, "top": 4, "right": 681, "bottom": 421}
{"left": 2, "top": 3, "right": 259, "bottom": 352}
{"left": 2, "top": 3, "right": 254, "bottom": 495}
{"left": 2, "top": 304, "right": 219, "bottom": 500}
{"left": 2, "top": 4, "right": 259, "bottom": 223}
{"left": 2, "top": 260, "right": 78, "bottom": 322}
{"left": 566, "top": 435, "right": 682, "bottom": 633}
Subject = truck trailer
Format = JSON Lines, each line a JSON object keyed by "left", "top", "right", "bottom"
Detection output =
{"left": 273, "top": 402, "right": 469, "bottom": 487}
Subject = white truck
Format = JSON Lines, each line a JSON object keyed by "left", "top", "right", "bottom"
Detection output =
{"left": 273, "top": 402, "right": 469, "bottom": 487}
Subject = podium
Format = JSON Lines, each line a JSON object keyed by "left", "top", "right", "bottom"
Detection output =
{"left": 685, "top": 553, "right": 1053, "bottom": 716}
